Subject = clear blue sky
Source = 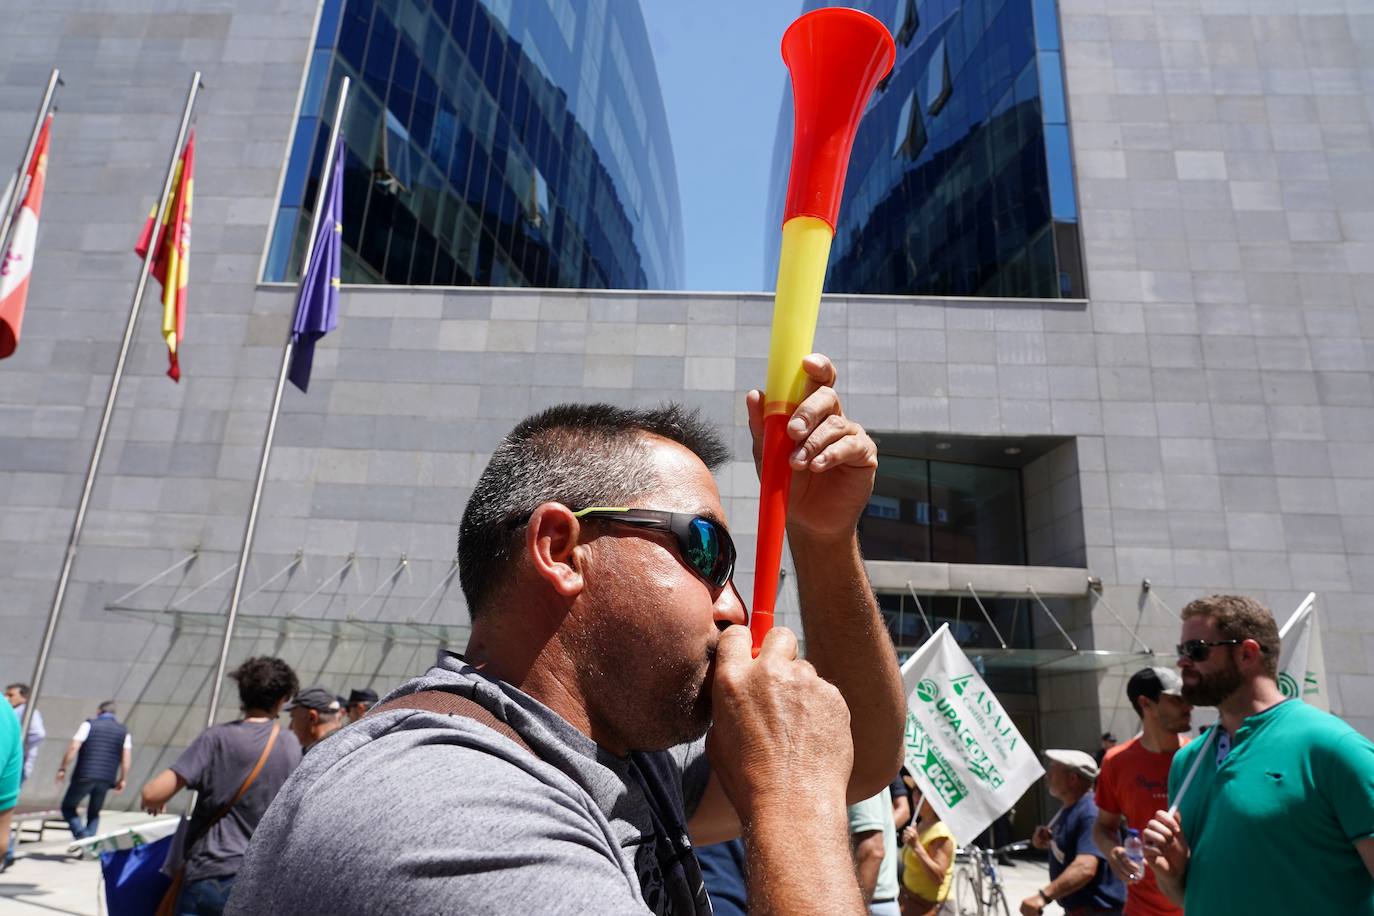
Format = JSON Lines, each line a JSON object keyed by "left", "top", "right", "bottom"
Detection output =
{"left": 642, "top": 3, "right": 799, "bottom": 292}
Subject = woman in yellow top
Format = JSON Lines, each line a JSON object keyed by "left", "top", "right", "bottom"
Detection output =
{"left": 898, "top": 797, "right": 955, "bottom": 916}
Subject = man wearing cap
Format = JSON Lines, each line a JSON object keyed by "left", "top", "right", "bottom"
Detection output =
{"left": 1022, "top": 750, "right": 1126, "bottom": 916}
{"left": 286, "top": 688, "right": 342, "bottom": 753}
{"left": 344, "top": 688, "right": 378, "bottom": 724}
{"left": 1092, "top": 668, "right": 1190, "bottom": 916}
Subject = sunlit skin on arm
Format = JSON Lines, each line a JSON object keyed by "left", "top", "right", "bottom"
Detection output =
{"left": 689, "top": 355, "right": 905, "bottom": 845}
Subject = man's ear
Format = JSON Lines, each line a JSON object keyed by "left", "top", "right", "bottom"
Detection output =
{"left": 1240, "top": 638, "right": 1267, "bottom": 670}
{"left": 526, "top": 503, "right": 586, "bottom": 598}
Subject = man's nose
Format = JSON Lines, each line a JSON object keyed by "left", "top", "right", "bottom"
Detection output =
{"left": 713, "top": 580, "right": 749, "bottom": 629}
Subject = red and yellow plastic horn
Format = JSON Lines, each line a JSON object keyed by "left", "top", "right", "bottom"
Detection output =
{"left": 751, "top": 9, "right": 895, "bottom": 651}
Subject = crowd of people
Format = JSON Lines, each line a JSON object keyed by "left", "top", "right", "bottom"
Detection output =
{"left": 1, "top": 355, "right": 1372, "bottom": 914}
{"left": 0, "top": 670, "right": 381, "bottom": 893}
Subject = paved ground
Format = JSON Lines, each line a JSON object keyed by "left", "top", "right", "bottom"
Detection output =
{"left": 962, "top": 854, "right": 1068, "bottom": 916}
{"left": 1, "top": 811, "right": 165, "bottom": 916}
{"left": 2, "top": 812, "right": 1070, "bottom": 916}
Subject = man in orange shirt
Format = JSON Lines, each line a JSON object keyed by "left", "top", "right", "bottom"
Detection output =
{"left": 1092, "top": 667, "right": 1192, "bottom": 916}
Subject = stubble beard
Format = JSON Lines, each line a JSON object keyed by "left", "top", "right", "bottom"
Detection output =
{"left": 573, "top": 624, "right": 715, "bottom": 753}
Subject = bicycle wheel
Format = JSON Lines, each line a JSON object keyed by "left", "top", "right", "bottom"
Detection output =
{"left": 986, "top": 886, "right": 1011, "bottom": 916}
{"left": 953, "top": 866, "right": 984, "bottom": 916}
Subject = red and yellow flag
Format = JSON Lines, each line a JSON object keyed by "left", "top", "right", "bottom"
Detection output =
{"left": 135, "top": 129, "right": 195, "bottom": 381}
{"left": 0, "top": 113, "right": 54, "bottom": 359}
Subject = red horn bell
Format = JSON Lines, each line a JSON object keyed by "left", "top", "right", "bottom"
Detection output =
{"left": 780, "top": 8, "right": 896, "bottom": 231}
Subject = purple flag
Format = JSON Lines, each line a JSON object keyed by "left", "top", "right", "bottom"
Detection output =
{"left": 288, "top": 139, "right": 343, "bottom": 393}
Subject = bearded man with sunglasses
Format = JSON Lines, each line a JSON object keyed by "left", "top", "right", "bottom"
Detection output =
{"left": 228, "top": 355, "right": 906, "bottom": 916}
{"left": 1142, "top": 595, "right": 1374, "bottom": 915}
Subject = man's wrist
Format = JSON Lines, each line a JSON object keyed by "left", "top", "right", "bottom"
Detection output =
{"left": 785, "top": 525, "right": 858, "bottom": 552}
{"left": 1038, "top": 886, "right": 1054, "bottom": 904}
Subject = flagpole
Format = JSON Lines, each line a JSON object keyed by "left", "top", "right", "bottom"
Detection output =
{"left": 0, "top": 68, "right": 62, "bottom": 259}
{"left": 202, "top": 76, "right": 351, "bottom": 730}
{"left": 21, "top": 72, "right": 203, "bottom": 746}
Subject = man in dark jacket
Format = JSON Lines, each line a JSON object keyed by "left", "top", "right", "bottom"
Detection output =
{"left": 56, "top": 701, "right": 131, "bottom": 838}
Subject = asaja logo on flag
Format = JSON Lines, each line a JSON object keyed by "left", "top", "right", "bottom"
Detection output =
{"left": 904, "top": 711, "right": 968, "bottom": 808}
{"left": 900, "top": 625, "right": 1044, "bottom": 844}
{"left": 1278, "top": 671, "right": 1300, "bottom": 699}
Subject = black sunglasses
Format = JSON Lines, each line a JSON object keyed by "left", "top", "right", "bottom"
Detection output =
{"left": 572, "top": 507, "right": 737, "bottom": 591}
{"left": 1176, "top": 638, "right": 1266, "bottom": 662}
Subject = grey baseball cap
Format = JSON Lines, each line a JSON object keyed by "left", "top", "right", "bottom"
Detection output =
{"left": 285, "top": 686, "right": 341, "bottom": 713}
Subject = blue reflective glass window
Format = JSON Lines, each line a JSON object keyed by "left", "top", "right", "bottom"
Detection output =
{"left": 340, "top": 148, "right": 368, "bottom": 249}
{"left": 1037, "top": 50, "right": 1065, "bottom": 123}
{"left": 384, "top": 206, "right": 416, "bottom": 284}
{"left": 300, "top": 49, "right": 331, "bottom": 119}
{"left": 338, "top": 0, "right": 370, "bottom": 69}
{"left": 430, "top": 97, "right": 457, "bottom": 173}
{"left": 1043, "top": 123, "right": 1077, "bottom": 220}
{"left": 412, "top": 70, "right": 437, "bottom": 149}
{"left": 390, "top": 38, "right": 418, "bottom": 117}
{"left": 281, "top": 117, "right": 320, "bottom": 208}
{"left": 264, "top": 206, "right": 299, "bottom": 282}
{"left": 448, "top": 125, "right": 473, "bottom": 192}
{"left": 432, "top": 0, "right": 454, "bottom": 30}
{"left": 469, "top": 8, "right": 491, "bottom": 79}
{"left": 362, "top": 11, "right": 397, "bottom": 99}
{"left": 1031, "top": 0, "right": 1060, "bottom": 50}
{"left": 316, "top": 0, "right": 344, "bottom": 48}
{"left": 452, "top": 0, "right": 475, "bottom": 46}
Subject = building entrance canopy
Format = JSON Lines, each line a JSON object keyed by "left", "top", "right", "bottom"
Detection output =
{"left": 873, "top": 560, "right": 1162, "bottom": 675}
{"left": 104, "top": 549, "right": 470, "bottom": 647}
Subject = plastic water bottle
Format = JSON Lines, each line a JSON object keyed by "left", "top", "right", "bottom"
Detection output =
{"left": 1124, "top": 828, "right": 1145, "bottom": 882}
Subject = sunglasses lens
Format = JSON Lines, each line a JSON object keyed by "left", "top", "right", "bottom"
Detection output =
{"left": 685, "top": 517, "right": 722, "bottom": 585}
{"left": 685, "top": 517, "right": 732, "bottom": 588}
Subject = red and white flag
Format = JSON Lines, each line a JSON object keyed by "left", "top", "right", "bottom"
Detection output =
{"left": 0, "top": 113, "right": 53, "bottom": 359}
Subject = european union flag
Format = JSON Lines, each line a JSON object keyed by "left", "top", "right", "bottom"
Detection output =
{"left": 287, "top": 139, "right": 343, "bottom": 393}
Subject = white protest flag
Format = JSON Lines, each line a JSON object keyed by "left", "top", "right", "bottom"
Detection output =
{"left": 899, "top": 624, "right": 1043, "bottom": 844}
{"left": 1278, "top": 592, "right": 1328, "bottom": 711}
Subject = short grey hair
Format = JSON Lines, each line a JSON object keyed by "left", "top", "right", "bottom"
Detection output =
{"left": 457, "top": 403, "right": 730, "bottom": 616}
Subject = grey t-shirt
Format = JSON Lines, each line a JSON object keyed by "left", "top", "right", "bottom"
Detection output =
{"left": 226, "top": 654, "right": 714, "bottom": 915}
{"left": 170, "top": 719, "right": 302, "bottom": 882}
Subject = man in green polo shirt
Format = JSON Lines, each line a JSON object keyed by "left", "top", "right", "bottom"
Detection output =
{"left": 1142, "top": 595, "right": 1374, "bottom": 914}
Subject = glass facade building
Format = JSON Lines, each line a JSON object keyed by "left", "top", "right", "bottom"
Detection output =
{"left": 766, "top": 0, "right": 1084, "bottom": 299}
{"left": 265, "top": 0, "right": 684, "bottom": 290}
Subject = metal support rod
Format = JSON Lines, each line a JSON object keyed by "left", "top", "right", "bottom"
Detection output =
{"left": 350, "top": 555, "right": 408, "bottom": 621}
{"left": 904, "top": 581, "right": 934, "bottom": 640}
{"left": 965, "top": 583, "right": 1008, "bottom": 649}
{"left": 203, "top": 78, "right": 350, "bottom": 730}
{"left": 22, "top": 72, "right": 202, "bottom": 745}
{"left": 1145, "top": 582, "right": 1177, "bottom": 622}
{"left": 285, "top": 554, "right": 355, "bottom": 618}
{"left": 107, "top": 549, "right": 199, "bottom": 608}
{"left": 1027, "top": 585, "right": 1078, "bottom": 651}
{"left": 1089, "top": 588, "right": 1153, "bottom": 655}
{"left": 0, "top": 175, "right": 15, "bottom": 253}
{"left": 170, "top": 561, "right": 240, "bottom": 611}
{"left": 417, "top": 560, "right": 459, "bottom": 623}
{"left": 0, "top": 68, "right": 61, "bottom": 259}
{"left": 238, "top": 551, "right": 304, "bottom": 604}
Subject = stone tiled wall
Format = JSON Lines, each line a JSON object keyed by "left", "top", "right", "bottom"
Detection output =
{"left": 1, "top": 0, "right": 1371, "bottom": 811}
{"left": 1057, "top": 0, "right": 1374, "bottom": 742}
